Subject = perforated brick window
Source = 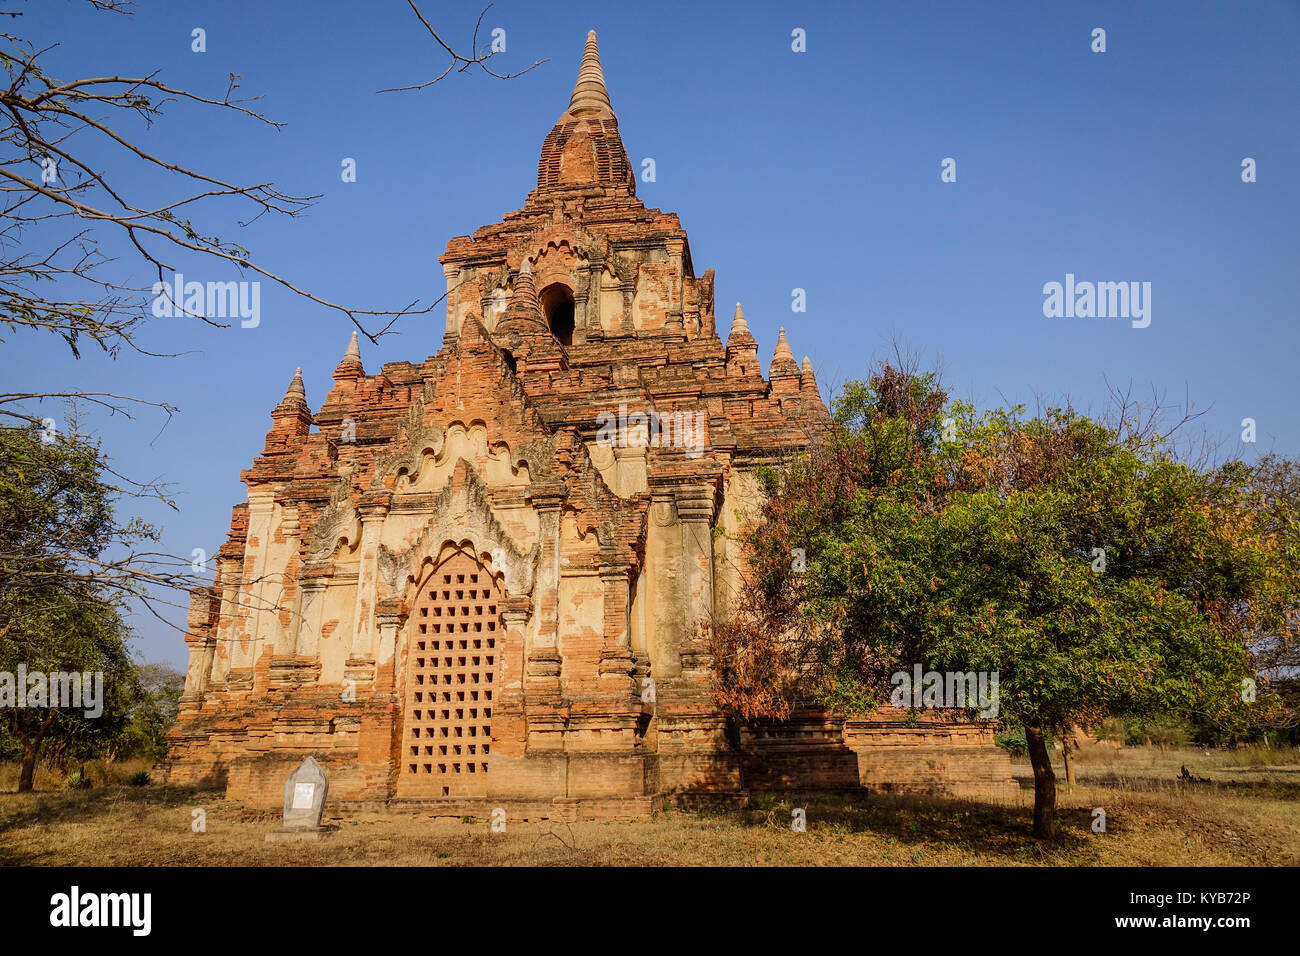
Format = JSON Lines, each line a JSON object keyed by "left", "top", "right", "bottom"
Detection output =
{"left": 400, "top": 551, "right": 499, "bottom": 798}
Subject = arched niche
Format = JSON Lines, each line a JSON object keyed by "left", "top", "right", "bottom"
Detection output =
{"left": 539, "top": 282, "right": 575, "bottom": 346}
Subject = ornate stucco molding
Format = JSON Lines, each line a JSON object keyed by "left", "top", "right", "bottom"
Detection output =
{"left": 377, "top": 462, "right": 538, "bottom": 607}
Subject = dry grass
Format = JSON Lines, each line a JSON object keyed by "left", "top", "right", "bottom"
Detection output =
{"left": 0, "top": 745, "right": 1296, "bottom": 866}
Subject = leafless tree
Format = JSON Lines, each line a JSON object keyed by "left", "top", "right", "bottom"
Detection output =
{"left": 0, "top": 0, "right": 543, "bottom": 629}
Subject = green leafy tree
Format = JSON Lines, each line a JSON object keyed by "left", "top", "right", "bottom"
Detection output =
{"left": 1239, "top": 453, "right": 1300, "bottom": 742}
{"left": 0, "top": 422, "right": 143, "bottom": 790}
{"left": 110, "top": 662, "right": 186, "bottom": 761}
{"left": 38, "top": 625, "right": 140, "bottom": 787}
{"left": 713, "top": 361, "right": 1294, "bottom": 838}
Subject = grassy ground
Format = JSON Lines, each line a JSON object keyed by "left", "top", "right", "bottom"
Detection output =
{"left": 0, "top": 744, "right": 1296, "bottom": 866}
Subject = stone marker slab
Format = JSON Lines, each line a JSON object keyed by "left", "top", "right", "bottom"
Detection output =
{"left": 266, "top": 755, "right": 330, "bottom": 842}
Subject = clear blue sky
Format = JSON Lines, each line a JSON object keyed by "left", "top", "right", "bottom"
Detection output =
{"left": 6, "top": 0, "right": 1298, "bottom": 668}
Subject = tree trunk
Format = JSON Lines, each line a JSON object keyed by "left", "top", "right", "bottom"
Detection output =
{"left": 1025, "top": 724, "right": 1057, "bottom": 839}
{"left": 12, "top": 710, "right": 57, "bottom": 793}
{"left": 18, "top": 744, "right": 38, "bottom": 792}
{"left": 1062, "top": 739, "right": 1076, "bottom": 786}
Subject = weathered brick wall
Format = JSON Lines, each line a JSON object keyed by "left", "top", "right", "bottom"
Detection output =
{"left": 844, "top": 710, "right": 1020, "bottom": 800}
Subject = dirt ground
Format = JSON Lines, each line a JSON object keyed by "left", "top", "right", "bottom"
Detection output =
{"left": 1, "top": 745, "right": 1296, "bottom": 866}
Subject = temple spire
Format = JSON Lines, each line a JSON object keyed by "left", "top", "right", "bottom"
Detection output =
{"left": 265, "top": 366, "right": 311, "bottom": 447}
{"left": 568, "top": 30, "right": 612, "bottom": 115}
{"left": 730, "top": 302, "right": 749, "bottom": 337}
{"left": 283, "top": 367, "right": 306, "bottom": 404}
{"left": 727, "top": 301, "right": 757, "bottom": 348}
{"left": 516, "top": 258, "right": 538, "bottom": 302}
{"left": 334, "top": 330, "right": 364, "bottom": 382}
{"left": 772, "top": 328, "right": 797, "bottom": 365}
{"left": 505, "top": 258, "right": 542, "bottom": 321}
{"left": 533, "top": 30, "right": 633, "bottom": 197}
{"left": 769, "top": 327, "right": 801, "bottom": 385}
{"left": 801, "top": 355, "right": 828, "bottom": 417}
{"left": 801, "top": 355, "right": 818, "bottom": 391}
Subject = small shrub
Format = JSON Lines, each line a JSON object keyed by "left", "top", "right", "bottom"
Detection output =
{"left": 129, "top": 771, "right": 151, "bottom": 787}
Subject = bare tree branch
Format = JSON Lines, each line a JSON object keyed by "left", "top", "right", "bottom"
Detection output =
{"left": 378, "top": 1, "right": 546, "bottom": 93}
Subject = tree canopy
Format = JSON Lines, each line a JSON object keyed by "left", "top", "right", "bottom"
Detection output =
{"left": 0, "top": 421, "right": 145, "bottom": 789}
{"left": 713, "top": 361, "right": 1298, "bottom": 837}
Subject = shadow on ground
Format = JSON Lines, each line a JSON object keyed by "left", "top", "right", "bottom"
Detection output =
{"left": 725, "top": 790, "right": 1100, "bottom": 864}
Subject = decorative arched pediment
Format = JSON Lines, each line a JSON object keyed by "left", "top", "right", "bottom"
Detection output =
{"left": 391, "top": 421, "right": 527, "bottom": 491}
{"left": 373, "top": 404, "right": 536, "bottom": 491}
{"left": 377, "top": 462, "right": 537, "bottom": 608}
{"left": 305, "top": 496, "right": 361, "bottom": 562}
{"left": 518, "top": 230, "right": 605, "bottom": 271}
{"left": 370, "top": 402, "right": 443, "bottom": 491}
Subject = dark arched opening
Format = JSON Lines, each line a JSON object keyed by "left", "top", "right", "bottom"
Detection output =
{"left": 540, "top": 283, "right": 575, "bottom": 346}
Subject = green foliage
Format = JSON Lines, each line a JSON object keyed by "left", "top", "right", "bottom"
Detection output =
{"left": 1119, "top": 714, "right": 1191, "bottom": 748}
{"left": 112, "top": 662, "right": 185, "bottom": 760}
{"left": 0, "top": 422, "right": 154, "bottom": 786}
{"left": 129, "top": 770, "right": 151, "bottom": 787}
{"left": 995, "top": 726, "right": 1028, "bottom": 757}
{"left": 0, "top": 419, "right": 118, "bottom": 575}
{"left": 753, "top": 464, "right": 781, "bottom": 498}
{"left": 726, "top": 361, "right": 1294, "bottom": 743}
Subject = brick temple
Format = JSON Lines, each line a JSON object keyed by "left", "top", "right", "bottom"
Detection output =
{"left": 165, "top": 32, "right": 1016, "bottom": 815}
